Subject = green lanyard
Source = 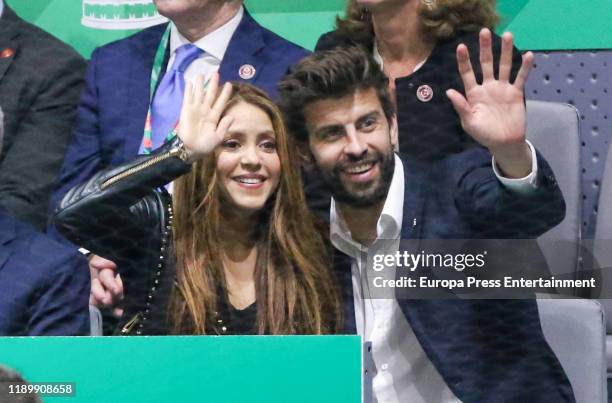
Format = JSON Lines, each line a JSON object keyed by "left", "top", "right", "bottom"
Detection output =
{"left": 140, "top": 25, "right": 176, "bottom": 154}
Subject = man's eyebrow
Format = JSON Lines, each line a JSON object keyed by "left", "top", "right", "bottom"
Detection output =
{"left": 314, "top": 124, "right": 344, "bottom": 138}
{"left": 356, "top": 111, "right": 381, "bottom": 125}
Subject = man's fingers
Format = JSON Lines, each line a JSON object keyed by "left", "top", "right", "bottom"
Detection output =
{"left": 446, "top": 89, "right": 472, "bottom": 120}
{"left": 514, "top": 51, "right": 534, "bottom": 90}
{"left": 112, "top": 307, "right": 124, "bottom": 319}
{"left": 456, "top": 44, "right": 477, "bottom": 92}
{"left": 499, "top": 32, "right": 514, "bottom": 82}
{"left": 115, "top": 273, "right": 124, "bottom": 294}
{"left": 98, "top": 268, "right": 122, "bottom": 296}
{"left": 89, "top": 255, "right": 117, "bottom": 270}
{"left": 479, "top": 28, "right": 494, "bottom": 81}
{"left": 90, "top": 278, "right": 107, "bottom": 305}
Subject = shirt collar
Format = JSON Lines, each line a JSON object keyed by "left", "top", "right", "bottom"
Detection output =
{"left": 330, "top": 154, "right": 405, "bottom": 253}
{"left": 169, "top": 5, "right": 244, "bottom": 61}
{"left": 0, "top": 0, "right": 4, "bottom": 19}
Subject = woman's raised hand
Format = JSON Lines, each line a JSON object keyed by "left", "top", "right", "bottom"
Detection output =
{"left": 178, "top": 72, "right": 234, "bottom": 161}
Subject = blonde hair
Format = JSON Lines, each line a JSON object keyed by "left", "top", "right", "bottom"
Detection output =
{"left": 169, "top": 83, "right": 342, "bottom": 335}
{"left": 336, "top": 0, "right": 499, "bottom": 48}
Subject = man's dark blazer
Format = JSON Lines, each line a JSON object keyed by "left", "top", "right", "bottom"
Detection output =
{"left": 0, "top": 210, "right": 90, "bottom": 335}
{"left": 49, "top": 9, "right": 309, "bottom": 219}
{"left": 333, "top": 148, "right": 575, "bottom": 402}
{"left": 0, "top": 6, "right": 86, "bottom": 230}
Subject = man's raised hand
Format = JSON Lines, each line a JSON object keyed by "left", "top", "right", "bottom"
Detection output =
{"left": 446, "top": 28, "right": 534, "bottom": 178}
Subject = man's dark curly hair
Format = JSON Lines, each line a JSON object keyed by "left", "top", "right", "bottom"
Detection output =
{"left": 278, "top": 46, "right": 395, "bottom": 145}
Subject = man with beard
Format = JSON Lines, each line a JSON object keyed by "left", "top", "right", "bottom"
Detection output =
{"left": 279, "top": 33, "right": 574, "bottom": 402}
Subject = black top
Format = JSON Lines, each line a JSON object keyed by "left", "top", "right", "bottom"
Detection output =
{"left": 216, "top": 298, "right": 257, "bottom": 335}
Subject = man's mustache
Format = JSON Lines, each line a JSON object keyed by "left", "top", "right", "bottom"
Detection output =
{"left": 333, "top": 155, "right": 380, "bottom": 173}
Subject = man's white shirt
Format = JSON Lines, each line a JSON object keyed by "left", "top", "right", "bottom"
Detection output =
{"left": 167, "top": 5, "right": 244, "bottom": 83}
{"left": 329, "top": 147, "right": 538, "bottom": 403}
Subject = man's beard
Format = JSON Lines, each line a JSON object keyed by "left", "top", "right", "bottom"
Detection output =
{"left": 322, "top": 150, "right": 395, "bottom": 208}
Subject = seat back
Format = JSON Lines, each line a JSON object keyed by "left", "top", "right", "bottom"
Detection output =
{"left": 537, "top": 298, "right": 607, "bottom": 402}
{"left": 594, "top": 142, "right": 612, "bottom": 332}
{"left": 526, "top": 101, "right": 582, "bottom": 286}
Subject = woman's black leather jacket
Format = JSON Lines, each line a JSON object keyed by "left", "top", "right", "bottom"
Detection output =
{"left": 53, "top": 139, "right": 192, "bottom": 334}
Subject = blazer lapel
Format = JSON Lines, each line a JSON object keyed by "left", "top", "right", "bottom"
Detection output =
{"left": 394, "top": 158, "right": 474, "bottom": 399}
{"left": 218, "top": 9, "right": 264, "bottom": 85}
{"left": 0, "top": 8, "right": 20, "bottom": 83}
{"left": 123, "top": 24, "right": 169, "bottom": 160}
{"left": 396, "top": 156, "right": 425, "bottom": 285}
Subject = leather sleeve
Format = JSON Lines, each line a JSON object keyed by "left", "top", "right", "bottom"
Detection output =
{"left": 52, "top": 139, "right": 191, "bottom": 264}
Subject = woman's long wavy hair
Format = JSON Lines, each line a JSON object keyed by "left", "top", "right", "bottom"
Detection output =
{"left": 336, "top": 0, "right": 500, "bottom": 48}
{"left": 169, "top": 83, "right": 342, "bottom": 335}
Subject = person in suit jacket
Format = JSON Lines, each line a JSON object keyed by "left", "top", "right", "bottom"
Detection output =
{"left": 0, "top": 210, "right": 91, "bottom": 335}
{"left": 0, "top": 106, "right": 90, "bottom": 336}
{"left": 0, "top": 2, "right": 86, "bottom": 230}
{"left": 48, "top": 0, "right": 309, "bottom": 316}
{"left": 278, "top": 42, "right": 574, "bottom": 402}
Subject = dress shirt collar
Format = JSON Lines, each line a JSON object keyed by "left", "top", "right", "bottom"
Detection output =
{"left": 169, "top": 5, "right": 244, "bottom": 61}
{"left": 330, "top": 154, "right": 405, "bottom": 255}
{"left": 0, "top": 0, "right": 4, "bottom": 19}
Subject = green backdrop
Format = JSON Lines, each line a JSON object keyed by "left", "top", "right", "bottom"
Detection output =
{"left": 7, "top": 0, "right": 612, "bottom": 58}
{"left": 0, "top": 336, "right": 361, "bottom": 403}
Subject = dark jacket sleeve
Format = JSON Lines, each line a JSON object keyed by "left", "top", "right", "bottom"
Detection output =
{"left": 47, "top": 47, "right": 106, "bottom": 223}
{"left": 27, "top": 241, "right": 91, "bottom": 336}
{"left": 52, "top": 140, "right": 191, "bottom": 264}
{"left": 450, "top": 146, "right": 566, "bottom": 238}
{"left": 0, "top": 26, "right": 86, "bottom": 230}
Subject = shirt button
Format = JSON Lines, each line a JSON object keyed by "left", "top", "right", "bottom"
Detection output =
{"left": 381, "top": 363, "right": 389, "bottom": 371}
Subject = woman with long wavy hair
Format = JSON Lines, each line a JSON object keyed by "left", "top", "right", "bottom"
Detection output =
{"left": 316, "top": 0, "right": 522, "bottom": 160}
{"left": 54, "top": 74, "right": 342, "bottom": 335}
